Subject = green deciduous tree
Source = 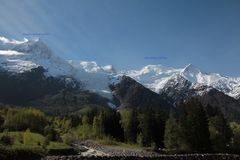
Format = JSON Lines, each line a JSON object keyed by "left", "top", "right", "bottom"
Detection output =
{"left": 230, "top": 122, "right": 240, "bottom": 152}
{"left": 93, "top": 114, "right": 104, "bottom": 137}
{"left": 82, "top": 115, "right": 90, "bottom": 125}
{"left": 5, "top": 108, "right": 47, "bottom": 133}
{"left": 23, "top": 129, "right": 32, "bottom": 145}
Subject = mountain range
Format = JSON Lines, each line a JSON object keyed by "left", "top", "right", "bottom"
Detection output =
{"left": 0, "top": 37, "right": 239, "bottom": 120}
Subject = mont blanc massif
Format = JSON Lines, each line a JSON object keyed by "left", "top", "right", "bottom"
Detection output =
{"left": 0, "top": 37, "right": 240, "bottom": 121}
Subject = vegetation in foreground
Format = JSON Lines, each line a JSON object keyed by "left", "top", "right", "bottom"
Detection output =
{"left": 0, "top": 98, "right": 240, "bottom": 158}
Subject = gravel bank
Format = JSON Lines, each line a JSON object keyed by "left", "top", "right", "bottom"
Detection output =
{"left": 42, "top": 140, "right": 240, "bottom": 160}
{"left": 44, "top": 154, "right": 240, "bottom": 160}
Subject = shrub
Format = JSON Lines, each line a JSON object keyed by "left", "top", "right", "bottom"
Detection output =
{"left": 0, "top": 134, "right": 13, "bottom": 145}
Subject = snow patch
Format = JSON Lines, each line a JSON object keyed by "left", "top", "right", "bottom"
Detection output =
{"left": 107, "top": 102, "right": 116, "bottom": 108}
{"left": 0, "top": 37, "right": 28, "bottom": 44}
{"left": 0, "top": 50, "right": 25, "bottom": 56}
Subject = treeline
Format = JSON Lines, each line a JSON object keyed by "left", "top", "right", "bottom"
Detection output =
{"left": 1, "top": 99, "right": 240, "bottom": 154}
{"left": 69, "top": 99, "right": 240, "bottom": 153}
{"left": 164, "top": 99, "right": 233, "bottom": 153}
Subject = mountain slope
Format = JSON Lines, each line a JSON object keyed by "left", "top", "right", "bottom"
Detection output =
{"left": 68, "top": 60, "right": 119, "bottom": 98}
{"left": 195, "top": 88, "right": 240, "bottom": 121}
{"left": 123, "top": 64, "right": 240, "bottom": 99}
{"left": 0, "top": 37, "right": 117, "bottom": 98}
{"left": 159, "top": 75, "right": 240, "bottom": 121}
{"left": 0, "top": 66, "right": 80, "bottom": 105}
{"left": 112, "top": 75, "right": 173, "bottom": 111}
{"left": 0, "top": 37, "right": 76, "bottom": 76}
{"left": 1, "top": 37, "right": 240, "bottom": 100}
{"left": 0, "top": 36, "right": 239, "bottom": 120}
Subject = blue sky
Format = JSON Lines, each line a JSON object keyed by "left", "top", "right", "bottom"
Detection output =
{"left": 0, "top": 0, "right": 240, "bottom": 76}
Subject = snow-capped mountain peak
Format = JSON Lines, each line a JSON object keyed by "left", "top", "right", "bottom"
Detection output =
{"left": 180, "top": 63, "right": 202, "bottom": 83}
{"left": 0, "top": 36, "right": 240, "bottom": 100}
{"left": 0, "top": 36, "right": 118, "bottom": 98}
{"left": 69, "top": 60, "right": 102, "bottom": 73}
{"left": 0, "top": 37, "right": 28, "bottom": 45}
{"left": 0, "top": 37, "right": 77, "bottom": 76}
{"left": 123, "top": 64, "right": 240, "bottom": 99}
{"left": 13, "top": 38, "right": 54, "bottom": 59}
{"left": 0, "top": 37, "right": 28, "bottom": 50}
{"left": 181, "top": 63, "right": 201, "bottom": 74}
{"left": 68, "top": 60, "right": 116, "bottom": 74}
{"left": 102, "top": 65, "right": 116, "bottom": 74}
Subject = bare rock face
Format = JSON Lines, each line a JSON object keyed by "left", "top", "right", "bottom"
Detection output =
{"left": 159, "top": 75, "right": 193, "bottom": 104}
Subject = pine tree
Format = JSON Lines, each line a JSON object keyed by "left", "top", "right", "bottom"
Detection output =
{"left": 120, "top": 109, "right": 138, "bottom": 143}
{"left": 102, "top": 110, "right": 124, "bottom": 141}
{"left": 153, "top": 111, "right": 166, "bottom": 148}
{"left": 0, "top": 115, "right": 4, "bottom": 131}
{"left": 164, "top": 111, "right": 181, "bottom": 151}
{"left": 209, "top": 110, "right": 232, "bottom": 152}
{"left": 179, "top": 99, "right": 211, "bottom": 152}
{"left": 138, "top": 110, "right": 155, "bottom": 147}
